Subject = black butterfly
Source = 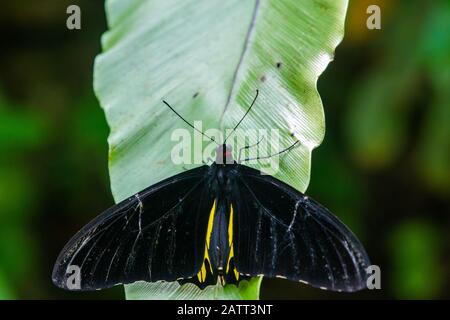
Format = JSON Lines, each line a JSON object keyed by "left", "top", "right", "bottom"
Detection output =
{"left": 52, "top": 90, "right": 370, "bottom": 292}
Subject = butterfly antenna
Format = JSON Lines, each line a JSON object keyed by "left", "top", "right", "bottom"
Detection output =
{"left": 163, "top": 100, "right": 219, "bottom": 145}
{"left": 223, "top": 89, "right": 259, "bottom": 144}
{"left": 242, "top": 139, "right": 300, "bottom": 162}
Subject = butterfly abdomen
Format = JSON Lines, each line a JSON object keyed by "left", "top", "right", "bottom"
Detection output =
{"left": 208, "top": 198, "right": 229, "bottom": 271}
{"left": 189, "top": 168, "right": 242, "bottom": 288}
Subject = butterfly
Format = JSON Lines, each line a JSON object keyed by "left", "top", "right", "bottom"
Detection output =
{"left": 52, "top": 90, "right": 370, "bottom": 292}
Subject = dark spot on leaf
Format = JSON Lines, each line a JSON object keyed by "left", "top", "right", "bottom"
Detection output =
{"left": 193, "top": 92, "right": 199, "bottom": 98}
{"left": 260, "top": 75, "right": 266, "bottom": 82}
{"left": 276, "top": 62, "right": 282, "bottom": 69}
{"left": 314, "top": 0, "right": 329, "bottom": 11}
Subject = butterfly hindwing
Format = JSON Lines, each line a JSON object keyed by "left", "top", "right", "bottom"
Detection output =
{"left": 52, "top": 165, "right": 214, "bottom": 291}
{"left": 231, "top": 165, "right": 370, "bottom": 292}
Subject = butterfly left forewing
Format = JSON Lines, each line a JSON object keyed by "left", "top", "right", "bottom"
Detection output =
{"left": 52, "top": 165, "right": 215, "bottom": 291}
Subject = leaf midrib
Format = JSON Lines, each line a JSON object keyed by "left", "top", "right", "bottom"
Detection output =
{"left": 220, "top": 0, "right": 261, "bottom": 120}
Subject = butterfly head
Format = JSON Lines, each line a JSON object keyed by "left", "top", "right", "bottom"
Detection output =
{"left": 215, "top": 144, "right": 234, "bottom": 165}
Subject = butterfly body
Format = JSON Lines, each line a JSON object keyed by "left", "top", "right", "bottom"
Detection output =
{"left": 191, "top": 146, "right": 244, "bottom": 286}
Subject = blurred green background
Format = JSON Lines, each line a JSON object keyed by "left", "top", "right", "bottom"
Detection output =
{"left": 0, "top": 0, "right": 449, "bottom": 299}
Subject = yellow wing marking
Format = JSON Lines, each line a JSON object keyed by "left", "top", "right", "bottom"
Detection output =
{"left": 197, "top": 199, "right": 216, "bottom": 283}
{"left": 206, "top": 199, "right": 215, "bottom": 249}
{"left": 226, "top": 204, "right": 239, "bottom": 280}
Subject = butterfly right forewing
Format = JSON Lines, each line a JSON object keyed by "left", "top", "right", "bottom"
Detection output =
{"left": 230, "top": 165, "right": 370, "bottom": 292}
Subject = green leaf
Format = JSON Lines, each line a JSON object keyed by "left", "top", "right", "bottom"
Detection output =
{"left": 94, "top": 0, "right": 348, "bottom": 299}
{"left": 125, "top": 277, "right": 262, "bottom": 300}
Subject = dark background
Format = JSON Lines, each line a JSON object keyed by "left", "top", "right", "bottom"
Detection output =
{"left": 0, "top": 0, "right": 449, "bottom": 299}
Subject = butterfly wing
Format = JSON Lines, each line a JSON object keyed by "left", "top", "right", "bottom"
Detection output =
{"left": 52, "top": 165, "right": 214, "bottom": 291}
{"left": 230, "top": 165, "right": 371, "bottom": 292}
